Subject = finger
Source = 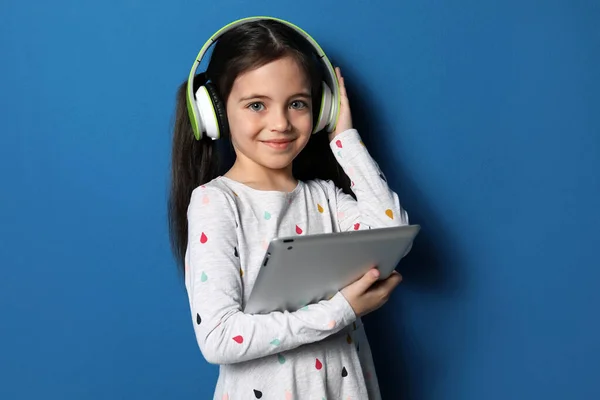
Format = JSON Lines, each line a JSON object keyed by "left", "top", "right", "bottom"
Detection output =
{"left": 382, "top": 272, "right": 403, "bottom": 291}
{"left": 389, "top": 271, "right": 403, "bottom": 282}
{"left": 354, "top": 268, "right": 380, "bottom": 293}
{"left": 369, "top": 271, "right": 401, "bottom": 291}
{"left": 335, "top": 67, "right": 347, "bottom": 96}
{"left": 340, "top": 78, "right": 348, "bottom": 98}
{"left": 373, "top": 271, "right": 402, "bottom": 292}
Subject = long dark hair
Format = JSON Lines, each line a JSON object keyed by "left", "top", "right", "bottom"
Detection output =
{"left": 168, "top": 19, "right": 352, "bottom": 274}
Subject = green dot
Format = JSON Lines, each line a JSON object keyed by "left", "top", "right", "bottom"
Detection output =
{"left": 277, "top": 353, "right": 286, "bottom": 364}
{"left": 200, "top": 272, "right": 208, "bottom": 282}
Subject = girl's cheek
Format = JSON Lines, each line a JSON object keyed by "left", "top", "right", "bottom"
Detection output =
{"left": 295, "top": 114, "right": 313, "bottom": 131}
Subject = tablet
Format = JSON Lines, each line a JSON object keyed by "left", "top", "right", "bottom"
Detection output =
{"left": 243, "top": 224, "right": 420, "bottom": 315}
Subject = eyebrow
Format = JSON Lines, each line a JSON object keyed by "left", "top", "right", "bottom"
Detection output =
{"left": 238, "top": 92, "right": 312, "bottom": 103}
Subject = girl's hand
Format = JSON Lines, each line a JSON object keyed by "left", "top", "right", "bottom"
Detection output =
{"left": 340, "top": 268, "right": 403, "bottom": 317}
{"left": 330, "top": 67, "right": 353, "bottom": 140}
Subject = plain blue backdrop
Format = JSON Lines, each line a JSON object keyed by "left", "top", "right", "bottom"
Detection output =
{"left": 2, "top": 0, "right": 599, "bottom": 399}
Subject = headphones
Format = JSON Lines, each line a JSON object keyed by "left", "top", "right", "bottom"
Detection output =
{"left": 186, "top": 16, "right": 341, "bottom": 141}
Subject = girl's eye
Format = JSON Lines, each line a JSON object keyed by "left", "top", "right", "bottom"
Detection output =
{"left": 290, "top": 100, "right": 308, "bottom": 110}
{"left": 248, "top": 102, "right": 265, "bottom": 112}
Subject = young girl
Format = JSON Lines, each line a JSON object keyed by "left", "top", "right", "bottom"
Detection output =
{"left": 169, "top": 18, "right": 409, "bottom": 400}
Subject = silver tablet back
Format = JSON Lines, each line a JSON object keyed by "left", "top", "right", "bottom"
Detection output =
{"left": 244, "top": 224, "right": 420, "bottom": 314}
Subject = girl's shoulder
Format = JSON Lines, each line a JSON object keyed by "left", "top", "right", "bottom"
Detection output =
{"left": 189, "top": 177, "right": 239, "bottom": 211}
{"left": 187, "top": 178, "right": 240, "bottom": 233}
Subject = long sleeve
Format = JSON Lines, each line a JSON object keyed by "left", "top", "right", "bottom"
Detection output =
{"left": 185, "top": 186, "right": 357, "bottom": 365}
{"left": 327, "top": 128, "right": 410, "bottom": 231}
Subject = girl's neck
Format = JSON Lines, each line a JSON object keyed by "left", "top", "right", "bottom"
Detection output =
{"left": 224, "top": 163, "right": 298, "bottom": 193}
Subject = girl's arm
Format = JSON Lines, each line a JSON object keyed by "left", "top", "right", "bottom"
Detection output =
{"left": 185, "top": 187, "right": 357, "bottom": 365}
{"left": 326, "top": 128, "right": 410, "bottom": 232}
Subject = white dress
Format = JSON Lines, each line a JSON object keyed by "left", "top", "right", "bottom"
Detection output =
{"left": 184, "top": 129, "right": 410, "bottom": 399}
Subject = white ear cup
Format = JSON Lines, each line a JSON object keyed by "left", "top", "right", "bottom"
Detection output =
{"left": 194, "top": 86, "right": 220, "bottom": 140}
{"left": 314, "top": 81, "right": 334, "bottom": 133}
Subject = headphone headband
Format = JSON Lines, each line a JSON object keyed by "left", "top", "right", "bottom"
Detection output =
{"left": 186, "top": 16, "right": 340, "bottom": 140}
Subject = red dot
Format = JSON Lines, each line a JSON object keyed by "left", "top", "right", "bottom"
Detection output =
{"left": 315, "top": 358, "right": 323, "bottom": 370}
{"left": 295, "top": 225, "right": 303, "bottom": 235}
{"left": 200, "top": 232, "right": 208, "bottom": 243}
{"left": 232, "top": 335, "right": 244, "bottom": 344}
{"left": 336, "top": 140, "right": 343, "bottom": 148}
{"left": 353, "top": 223, "right": 360, "bottom": 230}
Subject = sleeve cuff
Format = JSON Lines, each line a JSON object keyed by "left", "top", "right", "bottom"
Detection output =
{"left": 329, "top": 129, "right": 362, "bottom": 148}
{"left": 329, "top": 291, "right": 357, "bottom": 327}
{"left": 329, "top": 129, "right": 366, "bottom": 165}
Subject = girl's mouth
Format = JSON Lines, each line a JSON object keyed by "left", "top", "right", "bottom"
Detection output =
{"left": 261, "top": 139, "right": 294, "bottom": 150}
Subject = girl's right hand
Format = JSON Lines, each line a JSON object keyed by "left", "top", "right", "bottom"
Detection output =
{"left": 340, "top": 268, "right": 403, "bottom": 318}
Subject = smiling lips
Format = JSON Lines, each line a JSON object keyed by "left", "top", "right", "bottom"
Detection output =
{"left": 261, "top": 138, "right": 295, "bottom": 150}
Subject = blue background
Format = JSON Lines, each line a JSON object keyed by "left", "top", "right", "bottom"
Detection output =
{"left": 2, "top": 0, "right": 599, "bottom": 399}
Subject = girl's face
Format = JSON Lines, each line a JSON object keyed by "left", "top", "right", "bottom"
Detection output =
{"left": 225, "top": 56, "right": 313, "bottom": 177}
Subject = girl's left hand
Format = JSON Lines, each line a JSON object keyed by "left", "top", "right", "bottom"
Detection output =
{"left": 330, "top": 67, "right": 353, "bottom": 140}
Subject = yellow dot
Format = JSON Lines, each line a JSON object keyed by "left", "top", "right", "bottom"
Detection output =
{"left": 385, "top": 209, "right": 394, "bottom": 219}
{"left": 317, "top": 204, "right": 324, "bottom": 213}
{"left": 240, "top": 268, "right": 244, "bottom": 277}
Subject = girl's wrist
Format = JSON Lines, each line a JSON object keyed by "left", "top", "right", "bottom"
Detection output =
{"left": 330, "top": 291, "right": 358, "bottom": 326}
{"left": 328, "top": 128, "right": 356, "bottom": 143}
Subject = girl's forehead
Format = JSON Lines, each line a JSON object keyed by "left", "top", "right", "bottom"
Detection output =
{"left": 231, "top": 56, "right": 310, "bottom": 93}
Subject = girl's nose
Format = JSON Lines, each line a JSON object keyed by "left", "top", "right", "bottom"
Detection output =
{"left": 270, "top": 108, "right": 291, "bottom": 132}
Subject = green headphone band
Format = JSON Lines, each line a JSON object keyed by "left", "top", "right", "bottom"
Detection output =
{"left": 186, "top": 16, "right": 341, "bottom": 140}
